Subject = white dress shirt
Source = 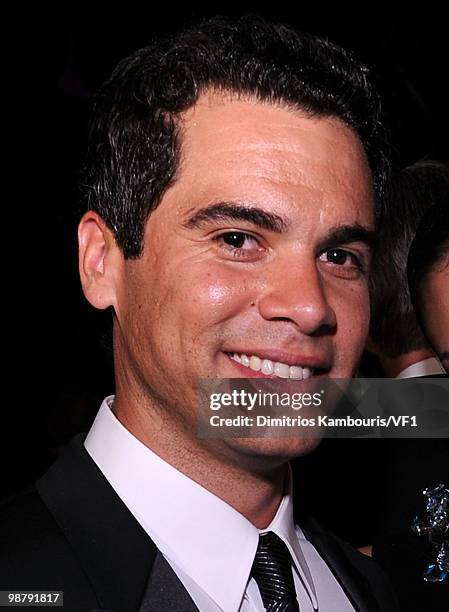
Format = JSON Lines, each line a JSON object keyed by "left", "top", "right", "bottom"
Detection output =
{"left": 84, "top": 396, "right": 354, "bottom": 612}
{"left": 396, "top": 357, "right": 445, "bottom": 379}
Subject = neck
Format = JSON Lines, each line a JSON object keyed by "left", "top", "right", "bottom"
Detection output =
{"left": 113, "top": 388, "right": 287, "bottom": 529}
{"left": 379, "top": 348, "right": 436, "bottom": 378}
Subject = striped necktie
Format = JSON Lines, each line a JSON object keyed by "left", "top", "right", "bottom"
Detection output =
{"left": 251, "top": 531, "right": 300, "bottom": 611}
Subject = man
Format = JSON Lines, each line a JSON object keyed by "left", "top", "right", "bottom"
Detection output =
{"left": 0, "top": 15, "right": 396, "bottom": 611}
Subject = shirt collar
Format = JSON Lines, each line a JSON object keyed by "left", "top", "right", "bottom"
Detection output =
{"left": 396, "top": 356, "right": 445, "bottom": 379}
{"left": 264, "top": 466, "right": 318, "bottom": 608}
{"left": 85, "top": 396, "right": 317, "bottom": 611}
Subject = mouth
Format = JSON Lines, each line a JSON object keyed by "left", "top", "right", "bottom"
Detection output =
{"left": 224, "top": 350, "right": 330, "bottom": 380}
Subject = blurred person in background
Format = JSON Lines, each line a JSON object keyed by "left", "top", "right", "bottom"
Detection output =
{"left": 370, "top": 163, "right": 449, "bottom": 611}
{"left": 368, "top": 160, "right": 448, "bottom": 379}
{"left": 408, "top": 194, "right": 449, "bottom": 374}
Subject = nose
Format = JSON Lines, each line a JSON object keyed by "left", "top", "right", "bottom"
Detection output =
{"left": 257, "top": 261, "right": 337, "bottom": 335}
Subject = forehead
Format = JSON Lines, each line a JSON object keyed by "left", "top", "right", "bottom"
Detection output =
{"left": 161, "top": 91, "right": 374, "bottom": 227}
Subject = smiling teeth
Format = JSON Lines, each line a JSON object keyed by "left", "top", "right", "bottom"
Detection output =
{"left": 230, "top": 353, "right": 313, "bottom": 380}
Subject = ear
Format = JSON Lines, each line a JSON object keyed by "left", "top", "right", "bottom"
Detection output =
{"left": 78, "top": 211, "right": 123, "bottom": 311}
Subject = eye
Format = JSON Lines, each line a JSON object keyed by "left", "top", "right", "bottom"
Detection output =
{"left": 213, "top": 231, "right": 265, "bottom": 260}
{"left": 222, "top": 232, "right": 251, "bottom": 249}
{"left": 319, "top": 248, "right": 365, "bottom": 278}
{"left": 320, "top": 249, "right": 359, "bottom": 266}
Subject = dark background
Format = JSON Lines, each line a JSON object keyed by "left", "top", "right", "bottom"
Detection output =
{"left": 3, "top": 6, "right": 448, "bottom": 545}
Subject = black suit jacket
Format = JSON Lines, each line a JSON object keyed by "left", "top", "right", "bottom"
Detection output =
{"left": 0, "top": 434, "right": 397, "bottom": 612}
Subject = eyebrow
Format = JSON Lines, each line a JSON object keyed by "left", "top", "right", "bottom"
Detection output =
{"left": 182, "top": 202, "right": 289, "bottom": 233}
{"left": 319, "top": 225, "right": 377, "bottom": 251}
{"left": 182, "top": 201, "right": 375, "bottom": 248}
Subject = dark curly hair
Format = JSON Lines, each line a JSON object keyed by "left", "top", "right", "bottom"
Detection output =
{"left": 82, "top": 14, "right": 389, "bottom": 258}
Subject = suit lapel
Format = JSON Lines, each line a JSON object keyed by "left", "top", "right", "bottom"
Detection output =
{"left": 85, "top": 554, "right": 200, "bottom": 612}
{"left": 137, "top": 552, "right": 199, "bottom": 612}
{"left": 36, "top": 433, "right": 158, "bottom": 612}
{"left": 300, "top": 515, "right": 379, "bottom": 612}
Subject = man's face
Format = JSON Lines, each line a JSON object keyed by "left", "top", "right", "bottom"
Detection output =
{"left": 111, "top": 92, "right": 374, "bottom": 458}
{"left": 421, "top": 262, "right": 449, "bottom": 372}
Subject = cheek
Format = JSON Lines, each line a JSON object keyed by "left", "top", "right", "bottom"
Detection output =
{"left": 424, "top": 303, "right": 449, "bottom": 353}
{"left": 435, "top": 291, "right": 449, "bottom": 340}
{"left": 422, "top": 271, "right": 449, "bottom": 351}
{"left": 333, "top": 284, "right": 370, "bottom": 357}
{"left": 175, "top": 266, "right": 257, "bottom": 327}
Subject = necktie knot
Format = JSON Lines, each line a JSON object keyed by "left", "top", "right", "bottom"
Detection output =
{"left": 251, "top": 531, "right": 299, "bottom": 611}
